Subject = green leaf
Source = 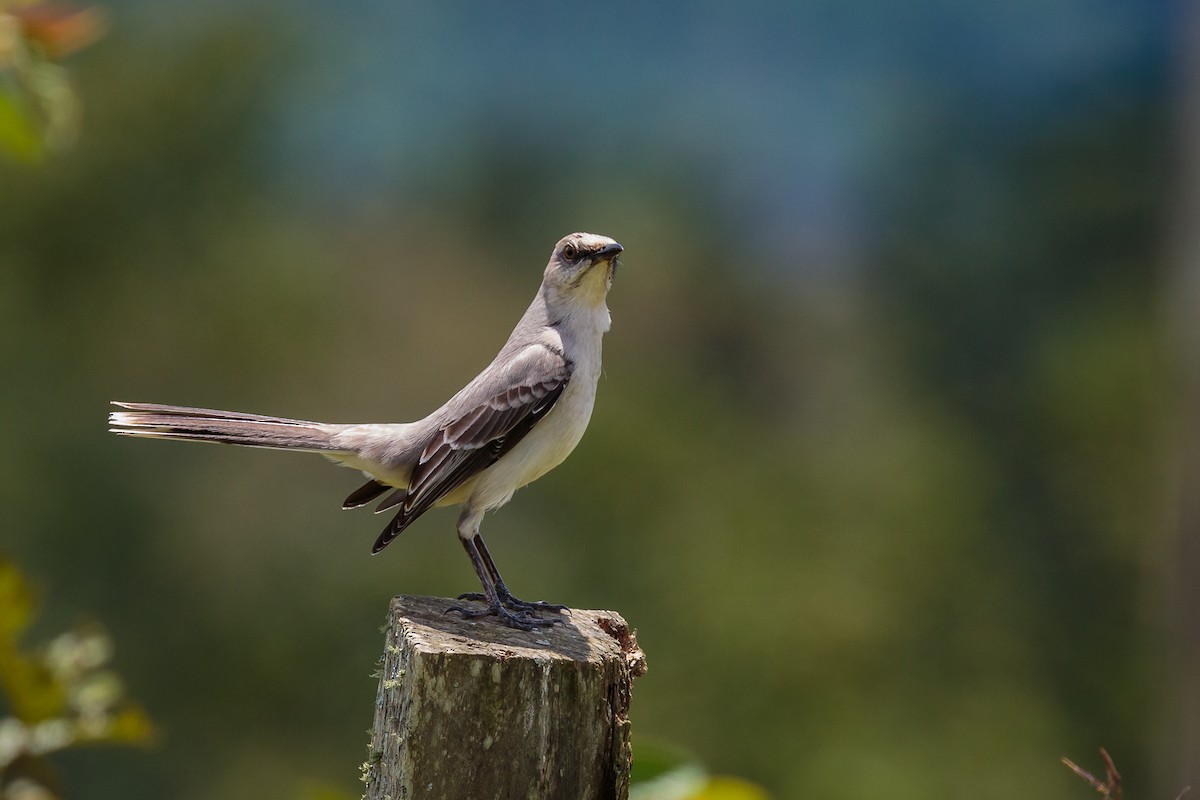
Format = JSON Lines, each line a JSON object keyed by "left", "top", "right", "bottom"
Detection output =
{"left": 0, "top": 650, "right": 65, "bottom": 723}
{"left": 631, "top": 739, "right": 707, "bottom": 800}
{"left": 0, "top": 560, "right": 66, "bottom": 724}
{"left": 631, "top": 739, "right": 773, "bottom": 800}
{"left": 688, "top": 777, "right": 772, "bottom": 800}
{"left": 83, "top": 705, "right": 157, "bottom": 746}
{"left": 631, "top": 738, "right": 704, "bottom": 785}
{"left": 0, "top": 90, "right": 45, "bottom": 162}
{"left": 0, "top": 558, "right": 36, "bottom": 639}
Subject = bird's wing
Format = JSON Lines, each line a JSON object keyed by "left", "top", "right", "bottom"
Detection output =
{"left": 372, "top": 344, "right": 572, "bottom": 552}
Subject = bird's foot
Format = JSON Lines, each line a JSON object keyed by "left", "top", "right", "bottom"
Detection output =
{"left": 456, "top": 589, "right": 569, "bottom": 616}
{"left": 444, "top": 598, "right": 561, "bottom": 630}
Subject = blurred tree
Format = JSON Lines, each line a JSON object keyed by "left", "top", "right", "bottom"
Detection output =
{"left": 869, "top": 42, "right": 1168, "bottom": 789}
{"left": 0, "top": 3, "right": 1177, "bottom": 799}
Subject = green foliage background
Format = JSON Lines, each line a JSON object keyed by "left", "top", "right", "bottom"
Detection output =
{"left": 0, "top": 2, "right": 1184, "bottom": 798}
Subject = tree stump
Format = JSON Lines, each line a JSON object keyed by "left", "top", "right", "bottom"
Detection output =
{"left": 364, "top": 595, "right": 647, "bottom": 800}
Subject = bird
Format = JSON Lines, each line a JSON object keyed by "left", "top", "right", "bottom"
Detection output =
{"left": 109, "top": 232, "right": 624, "bottom": 629}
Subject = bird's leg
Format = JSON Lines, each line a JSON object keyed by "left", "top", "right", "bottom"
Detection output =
{"left": 446, "top": 535, "right": 558, "bottom": 629}
{"left": 462, "top": 535, "right": 568, "bottom": 615}
{"left": 445, "top": 511, "right": 559, "bottom": 630}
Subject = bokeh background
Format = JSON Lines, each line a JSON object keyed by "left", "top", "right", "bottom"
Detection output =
{"left": 3, "top": 1, "right": 1197, "bottom": 798}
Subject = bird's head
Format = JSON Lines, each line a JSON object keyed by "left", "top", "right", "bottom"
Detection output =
{"left": 542, "top": 232, "right": 624, "bottom": 308}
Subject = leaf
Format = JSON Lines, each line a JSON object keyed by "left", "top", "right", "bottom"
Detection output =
{"left": 0, "top": 650, "right": 65, "bottom": 723}
{"left": 630, "top": 739, "right": 707, "bottom": 800}
{"left": 631, "top": 738, "right": 705, "bottom": 785}
{"left": 0, "top": 558, "right": 37, "bottom": 639}
{"left": 7, "top": 5, "right": 107, "bottom": 58}
{"left": 90, "top": 705, "right": 157, "bottom": 746}
{"left": 631, "top": 738, "right": 773, "bottom": 800}
{"left": 0, "top": 90, "right": 44, "bottom": 162}
{"left": 0, "top": 561, "right": 67, "bottom": 724}
{"left": 688, "top": 777, "right": 773, "bottom": 800}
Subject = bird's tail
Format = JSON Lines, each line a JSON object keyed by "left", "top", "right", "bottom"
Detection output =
{"left": 108, "top": 401, "right": 347, "bottom": 453}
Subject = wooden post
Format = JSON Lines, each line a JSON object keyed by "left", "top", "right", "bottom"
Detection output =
{"left": 364, "top": 595, "right": 647, "bottom": 800}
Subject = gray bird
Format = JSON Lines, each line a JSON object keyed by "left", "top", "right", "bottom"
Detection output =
{"left": 109, "top": 232, "right": 624, "bottom": 629}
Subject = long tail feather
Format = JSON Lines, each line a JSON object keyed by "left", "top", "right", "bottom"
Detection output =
{"left": 108, "top": 401, "right": 343, "bottom": 452}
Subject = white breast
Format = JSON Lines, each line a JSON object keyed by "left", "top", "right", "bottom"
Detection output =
{"left": 468, "top": 310, "right": 607, "bottom": 512}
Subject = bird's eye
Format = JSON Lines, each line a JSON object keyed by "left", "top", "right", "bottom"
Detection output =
{"left": 562, "top": 243, "right": 578, "bottom": 261}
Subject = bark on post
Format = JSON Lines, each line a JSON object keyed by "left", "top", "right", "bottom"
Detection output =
{"left": 364, "top": 595, "right": 647, "bottom": 800}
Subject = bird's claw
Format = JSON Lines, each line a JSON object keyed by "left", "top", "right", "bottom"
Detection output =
{"left": 445, "top": 601, "right": 560, "bottom": 630}
{"left": 456, "top": 590, "right": 569, "bottom": 616}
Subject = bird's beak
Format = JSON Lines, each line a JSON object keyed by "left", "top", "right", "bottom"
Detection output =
{"left": 592, "top": 242, "right": 624, "bottom": 262}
